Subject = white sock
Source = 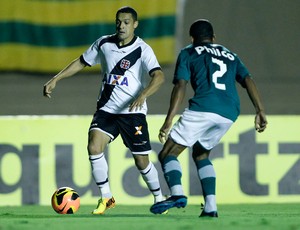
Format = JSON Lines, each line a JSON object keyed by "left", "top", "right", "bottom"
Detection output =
{"left": 140, "top": 162, "right": 163, "bottom": 203}
{"left": 89, "top": 153, "right": 112, "bottom": 198}
{"left": 170, "top": 185, "right": 184, "bottom": 196}
{"left": 205, "top": 195, "right": 217, "bottom": 212}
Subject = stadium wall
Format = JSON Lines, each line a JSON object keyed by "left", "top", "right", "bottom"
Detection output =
{"left": 0, "top": 115, "right": 299, "bottom": 206}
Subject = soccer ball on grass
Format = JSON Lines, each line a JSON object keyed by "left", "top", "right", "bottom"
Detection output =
{"left": 51, "top": 187, "right": 80, "bottom": 214}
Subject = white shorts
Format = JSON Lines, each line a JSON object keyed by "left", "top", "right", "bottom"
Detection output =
{"left": 169, "top": 109, "right": 233, "bottom": 150}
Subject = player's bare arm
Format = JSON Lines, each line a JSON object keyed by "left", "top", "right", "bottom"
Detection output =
{"left": 129, "top": 69, "right": 165, "bottom": 112}
{"left": 43, "top": 57, "right": 86, "bottom": 98}
{"left": 159, "top": 79, "right": 187, "bottom": 143}
{"left": 244, "top": 76, "right": 267, "bottom": 133}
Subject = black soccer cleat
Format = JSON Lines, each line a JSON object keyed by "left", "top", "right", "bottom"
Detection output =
{"left": 199, "top": 210, "right": 218, "bottom": 218}
{"left": 150, "top": 195, "right": 187, "bottom": 214}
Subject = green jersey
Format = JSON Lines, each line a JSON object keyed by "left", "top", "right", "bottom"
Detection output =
{"left": 174, "top": 43, "right": 249, "bottom": 121}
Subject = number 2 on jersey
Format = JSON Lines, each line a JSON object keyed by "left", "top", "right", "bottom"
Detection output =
{"left": 212, "top": 57, "right": 227, "bottom": 90}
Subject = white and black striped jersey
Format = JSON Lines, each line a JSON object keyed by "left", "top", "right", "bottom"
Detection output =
{"left": 80, "top": 35, "right": 161, "bottom": 115}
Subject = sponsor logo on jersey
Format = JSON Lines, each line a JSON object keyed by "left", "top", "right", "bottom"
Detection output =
{"left": 120, "top": 59, "right": 131, "bottom": 70}
{"left": 195, "top": 45, "right": 235, "bottom": 61}
{"left": 107, "top": 74, "right": 128, "bottom": 86}
{"left": 134, "top": 126, "right": 142, "bottom": 135}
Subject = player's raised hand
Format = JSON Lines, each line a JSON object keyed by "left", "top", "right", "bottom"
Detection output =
{"left": 255, "top": 111, "right": 267, "bottom": 133}
{"left": 43, "top": 79, "right": 56, "bottom": 98}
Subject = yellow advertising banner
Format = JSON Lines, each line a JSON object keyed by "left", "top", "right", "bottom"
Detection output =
{"left": 0, "top": 115, "right": 299, "bottom": 206}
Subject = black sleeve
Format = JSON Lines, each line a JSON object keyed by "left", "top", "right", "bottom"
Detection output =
{"left": 79, "top": 55, "right": 91, "bottom": 67}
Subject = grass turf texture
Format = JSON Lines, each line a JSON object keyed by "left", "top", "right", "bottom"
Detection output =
{"left": 0, "top": 204, "right": 299, "bottom": 230}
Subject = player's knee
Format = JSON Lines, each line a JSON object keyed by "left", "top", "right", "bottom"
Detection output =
{"left": 192, "top": 151, "right": 209, "bottom": 161}
{"left": 133, "top": 155, "right": 149, "bottom": 170}
{"left": 87, "top": 142, "right": 101, "bottom": 156}
{"left": 158, "top": 139, "right": 185, "bottom": 164}
{"left": 158, "top": 151, "right": 167, "bottom": 164}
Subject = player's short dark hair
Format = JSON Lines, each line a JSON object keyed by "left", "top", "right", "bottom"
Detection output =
{"left": 189, "top": 19, "right": 214, "bottom": 42}
{"left": 116, "top": 6, "right": 138, "bottom": 21}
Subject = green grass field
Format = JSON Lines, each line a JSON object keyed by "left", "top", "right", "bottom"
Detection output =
{"left": 0, "top": 203, "right": 299, "bottom": 230}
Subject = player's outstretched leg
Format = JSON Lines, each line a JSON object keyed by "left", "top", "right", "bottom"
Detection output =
{"left": 150, "top": 155, "right": 187, "bottom": 214}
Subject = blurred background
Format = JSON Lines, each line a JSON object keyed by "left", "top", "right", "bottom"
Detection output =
{"left": 1, "top": 0, "right": 299, "bottom": 116}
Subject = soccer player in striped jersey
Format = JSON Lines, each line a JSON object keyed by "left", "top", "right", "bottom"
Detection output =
{"left": 43, "top": 6, "right": 165, "bottom": 214}
{"left": 150, "top": 19, "right": 267, "bottom": 217}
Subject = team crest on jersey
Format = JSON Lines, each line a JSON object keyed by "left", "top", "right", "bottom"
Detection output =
{"left": 120, "top": 59, "right": 131, "bottom": 70}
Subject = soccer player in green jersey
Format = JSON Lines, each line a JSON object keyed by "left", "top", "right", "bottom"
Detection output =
{"left": 150, "top": 19, "right": 267, "bottom": 217}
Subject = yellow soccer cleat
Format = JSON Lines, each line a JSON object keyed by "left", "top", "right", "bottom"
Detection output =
{"left": 92, "top": 197, "right": 116, "bottom": 215}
